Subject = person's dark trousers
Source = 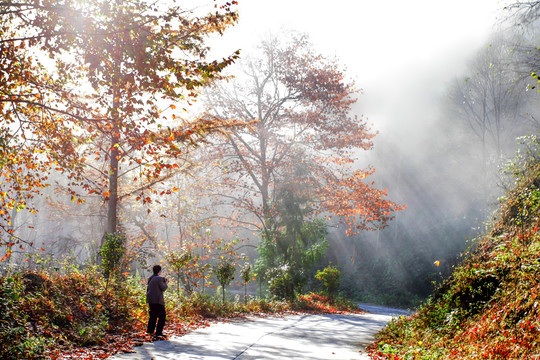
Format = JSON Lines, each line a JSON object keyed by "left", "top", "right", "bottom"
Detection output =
{"left": 147, "top": 303, "right": 166, "bottom": 335}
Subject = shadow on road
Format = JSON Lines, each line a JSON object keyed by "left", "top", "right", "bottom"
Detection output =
{"left": 111, "top": 309, "right": 406, "bottom": 360}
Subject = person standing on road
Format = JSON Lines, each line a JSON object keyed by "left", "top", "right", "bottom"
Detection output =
{"left": 146, "top": 265, "right": 168, "bottom": 338}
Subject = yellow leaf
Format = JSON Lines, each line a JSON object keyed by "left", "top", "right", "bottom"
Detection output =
{"left": 103, "top": 190, "right": 110, "bottom": 197}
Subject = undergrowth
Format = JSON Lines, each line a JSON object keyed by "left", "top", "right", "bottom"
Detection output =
{"left": 368, "top": 161, "right": 540, "bottom": 359}
{"left": 0, "top": 267, "right": 143, "bottom": 360}
{"left": 170, "top": 292, "right": 292, "bottom": 320}
{"left": 0, "top": 265, "right": 358, "bottom": 359}
{"left": 295, "top": 292, "right": 363, "bottom": 313}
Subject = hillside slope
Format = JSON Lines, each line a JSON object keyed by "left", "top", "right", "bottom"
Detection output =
{"left": 368, "top": 162, "right": 540, "bottom": 359}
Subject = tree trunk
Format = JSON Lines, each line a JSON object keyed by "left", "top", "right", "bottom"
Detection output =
{"left": 104, "top": 86, "right": 120, "bottom": 245}
{"left": 177, "top": 272, "right": 181, "bottom": 298}
{"left": 105, "top": 133, "right": 120, "bottom": 239}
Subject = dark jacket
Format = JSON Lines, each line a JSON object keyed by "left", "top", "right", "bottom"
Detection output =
{"left": 146, "top": 275, "right": 168, "bottom": 305}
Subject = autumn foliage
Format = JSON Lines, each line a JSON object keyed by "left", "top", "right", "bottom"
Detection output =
{"left": 0, "top": 268, "right": 141, "bottom": 359}
{"left": 294, "top": 293, "right": 363, "bottom": 314}
{"left": 204, "top": 33, "right": 404, "bottom": 237}
{"left": 0, "top": 0, "right": 241, "bottom": 248}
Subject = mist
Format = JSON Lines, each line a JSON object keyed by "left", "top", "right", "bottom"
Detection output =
{"left": 4, "top": 0, "right": 540, "bottom": 308}
{"left": 201, "top": 0, "right": 540, "bottom": 304}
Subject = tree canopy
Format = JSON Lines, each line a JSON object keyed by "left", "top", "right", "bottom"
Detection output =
{"left": 0, "top": 0, "right": 240, "bottom": 248}
{"left": 204, "top": 33, "right": 404, "bottom": 237}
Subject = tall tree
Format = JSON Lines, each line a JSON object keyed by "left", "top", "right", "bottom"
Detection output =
{"left": 204, "top": 33, "right": 404, "bottom": 239}
{"left": 0, "top": 1, "right": 240, "bottom": 248}
{"left": 448, "top": 34, "right": 525, "bottom": 162}
{"left": 446, "top": 32, "right": 540, "bottom": 219}
{"left": 257, "top": 182, "right": 329, "bottom": 299}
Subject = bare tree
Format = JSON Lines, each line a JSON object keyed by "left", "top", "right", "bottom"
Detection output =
{"left": 505, "top": 1, "right": 540, "bottom": 27}
{"left": 449, "top": 33, "right": 528, "bottom": 162}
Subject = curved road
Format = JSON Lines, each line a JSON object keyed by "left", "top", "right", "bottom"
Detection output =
{"left": 111, "top": 305, "right": 408, "bottom": 360}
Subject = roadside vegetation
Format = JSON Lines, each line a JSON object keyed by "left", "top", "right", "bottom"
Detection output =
{"left": 368, "top": 141, "right": 540, "bottom": 359}
{"left": 0, "top": 261, "right": 359, "bottom": 360}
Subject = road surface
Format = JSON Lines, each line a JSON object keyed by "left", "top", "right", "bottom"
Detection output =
{"left": 111, "top": 305, "right": 408, "bottom": 360}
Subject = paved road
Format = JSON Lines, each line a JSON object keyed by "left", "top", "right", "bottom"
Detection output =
{"left": 357, "top": 304, "right": 411, "bottom": 317}
{"left": 111, "top": 305, "right": 407, "bottom": 360}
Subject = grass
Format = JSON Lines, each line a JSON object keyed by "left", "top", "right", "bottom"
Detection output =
{"left": 368, "top": 162, "right": 540, "bottom": 359}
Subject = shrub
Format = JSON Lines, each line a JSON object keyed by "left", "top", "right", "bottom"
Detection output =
{"left": 294, "top": 292, "right": 360, "bottom": 313}
{"left": 214, "top": 259, "right": 235, "bottom": 304}
{"left": 0, "top": 267, "right": 144, "bottom": 359}
{"left": 315, "top": 265, "right": 341, "bottom": 296}
{"left": 99, "top": 232, "right": 126, "bottom": 280}
{"left": 266, "top": 265, "right": 294, "bottom": 300}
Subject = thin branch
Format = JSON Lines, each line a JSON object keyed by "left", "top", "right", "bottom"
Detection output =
{"left": 0, "top": 98, "right": 108, "bottom": 123}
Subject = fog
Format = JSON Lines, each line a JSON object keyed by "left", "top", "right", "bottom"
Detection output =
{"left": 5, "top": 0, "right": 540, "bottom": 305}
{"left": 203, "top": 0, "right": 539, "bottom": 304}
{"left": 207, "top": 0, "right": 505, "bottom": 181}
{"left": 209, "top": 0, "right": 500, "bottom": 132}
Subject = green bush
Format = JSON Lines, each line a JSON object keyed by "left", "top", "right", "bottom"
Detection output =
{"left": 0, "top": 275, "right": 34, "bottom": 359}
{"left": 99, "top": 232, "right": 126, "bottom": 279}
{"left": 266, "top": 265, "right": 294, "bottom": 300}
{"left": 214, "top": 259, "right": 235, "bottom": 303}
{"left": 315, "top": 265, "right": 341, "bottom": 296}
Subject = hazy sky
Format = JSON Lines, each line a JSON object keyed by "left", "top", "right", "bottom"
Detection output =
{"left": 208, "top": 0, "right": 507, "bottom": 155}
